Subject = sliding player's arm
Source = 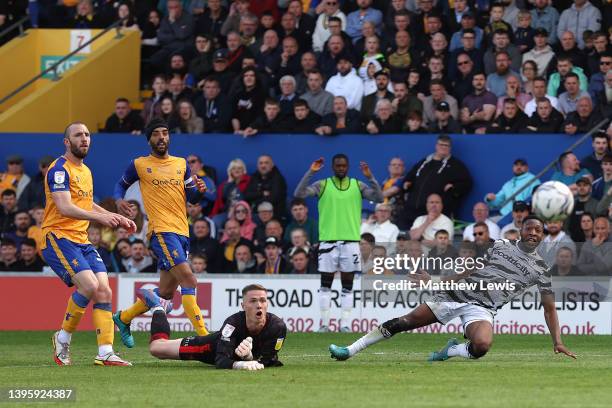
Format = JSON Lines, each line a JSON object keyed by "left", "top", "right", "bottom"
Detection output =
{"left": 541, "top": 291, "right": 577, "bottom": 359}
{"left": 114, "top": 161, "right": 140, "bottom": 217}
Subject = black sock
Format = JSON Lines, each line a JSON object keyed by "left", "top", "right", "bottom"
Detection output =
{"left": 381, "top": 318, "right": 407, "bottom": 337}
{"left": 150, "top": 310, "right": 170, "bottom": 341}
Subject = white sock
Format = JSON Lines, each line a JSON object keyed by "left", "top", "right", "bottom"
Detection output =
{"left": 346, "top": 328, "right": 387, "bottom": 356}
{"left": 447, "top": 343, "right": 472, "bottom": 359}
{"left": 340, "top": 290, "right": 353, "bottom": 328}
{"left": 98, "top": 344, "right": 113, "bottom": 357}
{"left": 57, "top": 329, "right": 71, "bottom": 344}
{"left": 319, "top": 288, "right": 331, "bottom": 327}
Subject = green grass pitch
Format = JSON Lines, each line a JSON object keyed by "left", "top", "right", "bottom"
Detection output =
{"left": 0, "top": 332, "right": 609, "bottom": 407}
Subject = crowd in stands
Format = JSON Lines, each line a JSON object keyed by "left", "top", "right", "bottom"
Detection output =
{"left": 3, "top": 1, "right": 610, "bottom": 134}
{"left": 1, "top": 129, "right": 612, "bottom": 275}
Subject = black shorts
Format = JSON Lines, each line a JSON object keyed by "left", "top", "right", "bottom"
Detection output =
{"left": 179, "top": 333, "right": 219, "bottom": 364}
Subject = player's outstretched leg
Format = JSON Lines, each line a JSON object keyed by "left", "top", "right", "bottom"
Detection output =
{"left": 164, "top": 263, "right": 208, "bottom": 336}
{"left": 330, "top": 304, "right": 439, "bottom": 360}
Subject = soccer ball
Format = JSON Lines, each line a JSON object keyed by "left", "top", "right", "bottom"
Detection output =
{"left": 531, "top": 181, "right": 574, "bottom": 222}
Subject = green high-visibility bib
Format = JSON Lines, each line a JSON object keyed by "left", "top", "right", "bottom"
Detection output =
{"left": 318, "top": 177, "right": 362, "bottom": 241}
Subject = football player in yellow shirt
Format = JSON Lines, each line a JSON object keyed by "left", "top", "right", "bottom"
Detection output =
{"left": 42, "top": 122, "right": 136, "bottom": 366}
{"left": 113, "top": 119, "right": 209, "bottom": 347}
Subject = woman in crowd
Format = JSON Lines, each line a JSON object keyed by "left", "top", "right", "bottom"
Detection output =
{"left": 211, "top": 158, "right": 251, "bottom": 229}
{"left": 520, "top": 60, "right": 538, "bottom": 96}
{"left": 221, "top": 200, "right": 257, "bottom": 242}
{"left": 176, "top": 100, "right": 204, "bottom": 134}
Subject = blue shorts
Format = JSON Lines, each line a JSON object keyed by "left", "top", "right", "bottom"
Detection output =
{"left": 150, "top": 232, "right": 189, "bottom": 271}
{"left": 41, "top": 233, "right": 106, "bottom": 287}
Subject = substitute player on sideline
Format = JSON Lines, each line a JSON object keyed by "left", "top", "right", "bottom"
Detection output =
{"left": 295, "top": 154, "right": 383, "bottom": 332}
{"left": 44, "top": 122, "right": 136, "bottom": 366}
{"left": 112, "top": 119, "right": 209, "bottom": 347}
{"left": 329, "top": 216, "right": 577, "bottom": 361}
{"left": 144, "top": 284, "right": 286, "bottom": 370}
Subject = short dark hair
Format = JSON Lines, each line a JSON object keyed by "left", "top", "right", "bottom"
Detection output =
{"left": 290, "top": 197, "right": 307, "bottom": 208}
{"left": 602, "top": 153, "right": 612, "bottom": 163}
{"left": 191, "top": 252, "right": 208, "bottom": 262}
{"left": 131, "top": 239, "right": 146, "bottom": 247}
{"left": 462, "top": 28, "right": 475, "bottom": 36}
{"left": 332, "top": 153, "right": 349, "bottom": 164}
{"left": 115, "top": 97, "right": 130, "bottom": 104}
{"left": 63, "top": 121, "right": 87, "bottom": 139}
{"left": 437, "top": 134, "right": 452, "bottom": 144}
{"left": 429, "top": 78, "right": 445, "bottom": 88}
{"left": 360, "top": 232, "right": 375, "bottom": 244}
{"left": 504, "top": 97, "right": 517, "bottom": 105}
{"left": 592, "top": 132, "right": 608, "bottom": 142}
{"left": 328, "top": 16, "right": 342, "bottom": 24}
{"left": 265, "top": 98, "right": 280, "bottom": 107}
{"left": 533, "top": 76, "right": 547, "bottom": 84}
{"left": 564, "top": 72, "right": 579, "bottom": 82}
{"left": 434, "top": 229, "right": 449, "bottom": 237}
{"left": 1, "top": 189, "right": 16, "bottom": 198}
{"left": 473, "top": 221, "right": 489, "bottom": 230}
{"left": 522, "top": 214, "right": 544, "bottom": 228}
{"left": 22, "top": 238, "right": 37, "bottom": 249}
{"left": 242, "top": 284, "right": 267, "bottom": 297}
{"left": 0, "top": 238, "right": 16, "bottom": 248}
{"left": 291, "top": 248, "right": 308, "bottom": 258}
{"left": 558, "top": 151, "right": 573, "bottom": 164}
{"left": 293, "top": 99, "right": 309, "bottom": 109}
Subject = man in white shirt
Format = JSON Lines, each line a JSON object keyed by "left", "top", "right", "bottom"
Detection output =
{"left": 325, "top": 53, "right": 365, "bottom": 110}
{"left": 539, "top": 220, "right": 576, "bottom": 267}
{"left": 463, "top": 202, "right": 501, "bottom": 241}
{"left": 409, "top": 194, "right": 454, "bottom": 253}
{"left": 361, "top": 203, "right": 400, "bottom": 252}
{"left": 524, "top": 77, "right": 560, "bottom": 117}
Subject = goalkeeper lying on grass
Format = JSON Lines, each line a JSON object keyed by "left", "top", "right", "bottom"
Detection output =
{"left": 145, "top": 283, "right": 286, "bottom": 370}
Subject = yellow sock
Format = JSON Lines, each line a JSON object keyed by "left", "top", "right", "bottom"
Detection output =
{"left": 181, "top": 289, "right": 208, "bottom": 336}
{"left": 61, "top": 292, "right": 88, "bottom": 333}
{"left": 93, "top": 303, "right": 114, "bottom": 346}
{"left": 119, "top": 298, "right": 149, "bottom": 324}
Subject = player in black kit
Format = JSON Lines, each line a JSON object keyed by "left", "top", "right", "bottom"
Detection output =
{"left": 144, "top": 284, "right": 287, "bottom": 370}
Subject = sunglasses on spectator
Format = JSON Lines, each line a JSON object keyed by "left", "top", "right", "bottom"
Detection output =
{"left": 235, "top": 209, "right": 247, "bottom": 214}
{"left": 8, "top": 161, "right": 20, "bottom": 165}
{"left": 188, "top": 159, "right": 199, "bottom": 164}
{"left": 458, "top": 60, "right": 470, "bottom": 65}
{"left": 327, "top": 2, "right": 337, "bottom": 5}
{"left": 601, "top": 61, "right": 612, "bottom": 65}
{"left": 473, "top": 232, "right": 486, "bottom": 237}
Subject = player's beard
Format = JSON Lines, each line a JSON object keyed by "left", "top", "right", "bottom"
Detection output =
{"left": 69, "top": 140, "right": 89, "bottom": 159}
{"left": 150, "top": 139, "right": 169, "bottom": 156}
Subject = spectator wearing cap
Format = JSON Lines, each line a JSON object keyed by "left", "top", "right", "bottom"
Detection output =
{"left": 551, "top": 151, "right": 592, "bottom": 195}
{"left": 400, "top": 135, "right": 472, "bottom": 229}
{"left": 422, "top": 80, "right": 458, "bottom": 126}
{"left": 524, "top": 77, "right": 561, "bottom": 117}
{"left": 484, "top": 30, "right": 522, "bottom": 76}
{"left": 514, "top": 9, "right": 535, "bottom": 53}
{"left": 557, "top": 0, "right": 602, "bottom": 50}
{"left": 463, "top": 202, "right": 501, "bottom": 241}
{"left": 460, "top": 72, "right": 497, "bottom": 133}
{"left": 150, "top": 0, "right": 194, "bottom": 70}
{"left": 448, "top": 28, "right": 484, "bottom": 82}
{"left": 485, "top": 159, "right": 541, "bottom": 217}
{"left": 524, "top": 97, "right": 565, "bottom": 133}
{"left": 103, "top": 97, "right": 145, "bottom": 134}
{"left": 486, "top": 50, "right": 521, "bottom": 98}
{"left": 522, "top": 28, "right": 556, "bottom": 77}
{"left": 1, "top": 155, "right": 30, "bottom": 201}
{"left": 316, "top": 96, "right": 363, "bottom": 135}
{"left": 500, "top": 201, "right": 531, "bottom": 237}
{"left": 290, "top": 99, "right": 322, "bottom": 133}
{"left": 427, "top": 101, "right": 462, "bottom": 133}
{"left": 566, "top": 176, "right": 599, "bottom": 240}
{"left": 487, "top": 97, "right": 529, "bottom": 133}
{"left": 0, "top": 239, "right": 18, "bottom": 271}
{"left": 581, "top": 133, "right": 610, "bottom": 181}
{"left": 325, "top": 53, "right": 364, "bottom": 110}
{"left": 562, "top": 96, "right": 603, "bottom": 135}
{"left": 257, "top": 237, "right": 289, "bottom": 274}
{"left": 449, "top": 12, "right": 484, "bottom": 52}
{"left": 360, "top": 70, "right": 394, "bottom": 123}
{"left": 530, "top": 0, "right": 560, "bottom": 45}
{"left": 365, "top": 99, "right": 401, "bottom": 134}
{"left": 18, "top": 156, "right": 54, "bottom": 210}
{"left": 300, "top": 69, "right": 334, "bottom": 117}
{"left": 345, "top": 0, "right": 382, "bottom": 42}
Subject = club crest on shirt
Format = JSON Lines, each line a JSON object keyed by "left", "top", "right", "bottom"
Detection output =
{"left": 275, "top": 338, "right": 284, "bottom": 351}
{"left": 221, "top": 324, "right": 235, "bottom": 340}
{"left": 54, "top": 171, "right": 65, "bottom": 184}
{"left": 147, "top": 168, "right": 152, "bottom": 173}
